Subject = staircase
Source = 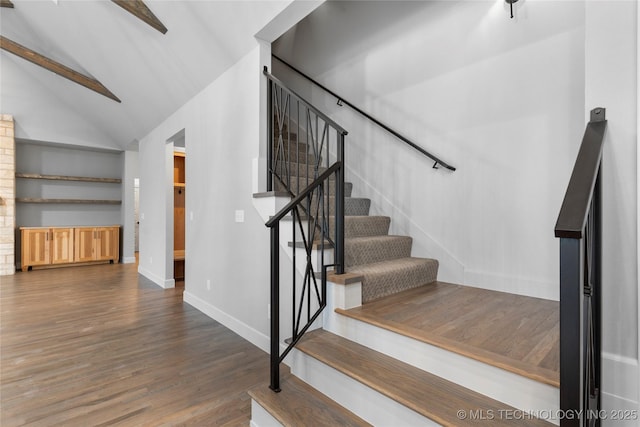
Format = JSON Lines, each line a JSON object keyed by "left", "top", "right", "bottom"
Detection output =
{"left": 251, "top": 70, "right": 558, "bottom": 426}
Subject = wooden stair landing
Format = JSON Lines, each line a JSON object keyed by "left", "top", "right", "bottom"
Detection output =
{"left": 249, "top": 375, "right": 371, "bottom": 427}
{"left": 336, "top": 281, "right": 559, "bottom": 387}
{"left": 297, "top": 330, "right": 552, "bottom": 426}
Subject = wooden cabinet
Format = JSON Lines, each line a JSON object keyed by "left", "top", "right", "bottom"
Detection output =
{"left": 74, "top": 228, "right": 97, "bottom": 263}
{"left": 74, "top": 227, "right": 120, "bottom": 263}
{"left": 50, "top": 228, "right": 74, "bottom": 264}
{"left": 21, "top": 226, "right": 119, "bottom": 271}
{"left": 21, "top": 228, "right": 50, "bottom": 269}
{"left": 96, "top": 227, "right": 119, "bottom": 261}
{"left": 22, "top": 227, "right": 74, "bottom": 269}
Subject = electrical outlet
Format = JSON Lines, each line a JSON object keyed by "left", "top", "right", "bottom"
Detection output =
{"left": 149, "top": 256, "right": 152, "bottom": 264}
{"left": 206, "top": 279, "right": 211, "bottom": 291}
{"left": 235, "top": 210, "right": 244, "bottom": 223}
{"left": 190, "top": 211, "right": 194, "bottom": 221}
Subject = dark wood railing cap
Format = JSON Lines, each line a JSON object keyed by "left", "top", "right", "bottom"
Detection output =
{"left": 555, "top": 108, "right": 607, "bottom": 239}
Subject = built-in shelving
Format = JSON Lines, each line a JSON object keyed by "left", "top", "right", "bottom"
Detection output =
{"left": 16, "top": 198, "right": 122, "bottom": 205}
{"left": 15, "top": 173, "right": 122, "bottom": 184}
{"left": 15, "top": 172, "right": 122, "bottom": 205}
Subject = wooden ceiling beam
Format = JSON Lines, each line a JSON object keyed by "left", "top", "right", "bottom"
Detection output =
{"left": 0, "top": 36, "right": 121, "bottom": 103}
{"left": 1, "top": 0, "right": 15, "bottom": 8}
{"left": 111, "top": 0, "right": 167, "bottom": 34}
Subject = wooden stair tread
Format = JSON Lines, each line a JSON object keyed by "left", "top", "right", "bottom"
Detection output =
{"left": 249, "top": 375, "right": 371, "bottom": 427}
{"left": 296, "top": 330, "right": 552, "bottom": 427}
{"left": 336, "top": 282, "right": 559, "bottom": 387}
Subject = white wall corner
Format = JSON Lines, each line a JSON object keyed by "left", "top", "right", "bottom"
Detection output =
{"left": 254, "top": 0, "right": 325, "bottom": 44}
{"left": 138, "top": 265, "right": 174, "bottom": 289}
{"left": 183, "top": 291, "right": 270, "bottom": 354}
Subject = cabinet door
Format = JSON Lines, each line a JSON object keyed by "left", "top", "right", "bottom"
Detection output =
{"left": 75, "top": 228, "right": 96, "bottom": 262}
{"left": 51, "top": 228, "right": 74, "bottom": 264}
{"left": 21, "top": 229, "right": 50, "bottom": 268}
{"left": 95, "top": 227, "right": 119, "bottom": 262}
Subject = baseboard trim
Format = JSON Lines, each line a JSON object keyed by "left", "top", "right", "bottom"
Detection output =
{"left": 183, "top": 291, "right": 270, "bottom": 354}
{"left": 138, "top": 266, "right": 174, "bottom": 289}
{"left": 602, "top": 352, "right": 638, "bottom": 405}
{"left": 463, "top": 269, "right": 558, "bottom": 301}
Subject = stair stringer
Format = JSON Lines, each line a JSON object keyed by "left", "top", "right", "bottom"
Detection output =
{"left": 318, "top": 280, "right": 560, "bottom": 425}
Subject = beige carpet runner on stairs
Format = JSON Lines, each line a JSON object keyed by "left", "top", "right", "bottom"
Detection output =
{"left": 274, "top": 134, "right": 438, "bottom": 303}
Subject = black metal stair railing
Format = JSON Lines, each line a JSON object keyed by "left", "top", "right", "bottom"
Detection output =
{"left": 273, "top": 54, "right": 455, "bottom": 171}
{"left": 264, "top": 66, "right": 347, "bottom": 392}
{"left": 555, "top": 107, "right": 607, "bottom": 427}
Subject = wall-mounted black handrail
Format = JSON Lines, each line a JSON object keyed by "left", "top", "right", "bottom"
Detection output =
{"left": 273, "top": 54, "right": 456, "bottom": 171}
{"left": 554, "top": 107, "right": 606, "bottom": 427}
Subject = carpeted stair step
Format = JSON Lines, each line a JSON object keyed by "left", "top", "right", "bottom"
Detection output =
{"left": 310, "top": 195, "right": 370, "bottom": 216}
{"left": 348, "top": 257, "right": 439, "bottom": 303}
{"left": 249, "top": 375, "right": 371, "bottom": 427}
{"left": 345, "top": 197, "right": 371, "bottom": 216}
{"left": 272, "top": 151, "right": 319, "bottom": 166}
{"left": 345, "top": 236, "right": 412, "bottom": 268}
{"left": 283, "top": 162, "right": 328, "bottom": 179}
{"left": 295, "top": 330, "right": 552, "bottom": 426}
{"left": 337, "top": 215, "right": 391, "bottom": 238}
{"left": 275, "top": 177, "right": 353, "bottom": 197}
{"left": 272, "top": 139, "right": 310, "bottom": 157}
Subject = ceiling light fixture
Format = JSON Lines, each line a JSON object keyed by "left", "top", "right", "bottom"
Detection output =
{"left": 505, "top": 0, "right": 518, "bottom": 19}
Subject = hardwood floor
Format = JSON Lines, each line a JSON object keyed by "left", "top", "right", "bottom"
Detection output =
{"left": 337, "top": 282, "right": 559, "bottom": 387}
{"left": 1, "top": 264, "right": 269, "bottom": 426}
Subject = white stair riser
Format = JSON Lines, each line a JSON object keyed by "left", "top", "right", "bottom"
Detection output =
{"left": 250, "top": 399, "right": 284, "bottom": 427}
{"left": 290, "top": 349, "right": 439, "bottom": 427}
{"left": 324, "top": 281, "right": 560, "bottom": 424}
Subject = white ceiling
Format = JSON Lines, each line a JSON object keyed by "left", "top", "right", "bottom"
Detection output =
{"left": 0, "top": 0, "right": 291, "bottom": 150}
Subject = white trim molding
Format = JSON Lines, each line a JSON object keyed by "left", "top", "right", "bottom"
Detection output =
{"left": 183, "top": 291, "right": 270, "bottom": 354}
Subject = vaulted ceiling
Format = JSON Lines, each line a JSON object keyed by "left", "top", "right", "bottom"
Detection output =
{"left": 0, "top": 0, "right": 292, "bottom": 150}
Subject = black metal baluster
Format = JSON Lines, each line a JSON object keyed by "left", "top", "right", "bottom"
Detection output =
{"left": 269, "top": 223, "right": 280, "bottom": 392}
{"left": 264, "top": 69, "right": 349, "bottom": 393}
{"left": 292, "top": 207, "right": 296, "bottom": 341}
{"left": 336, "top": 133, "right": 345, "bottom": 274}
{"left": 266, "top": 75, "right": 273, "bottom": 191}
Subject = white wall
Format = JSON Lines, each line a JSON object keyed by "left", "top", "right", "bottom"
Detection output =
{"left": 273, "top": 0, "right": 637, "bottom": 408}
{"left": 138, "top": 45, "right": 274, "bottom": 343}
{"left": 136, "top": 0, "right": 326, "bottom": 348}
{"left": 273, "top": 0, "right": 587, "bottom": 301}
{"left": 120, "top": 150, "right": 138, "bottom": 263}
{"left": 584, "top": 1, "right": 638, "bottom": 418}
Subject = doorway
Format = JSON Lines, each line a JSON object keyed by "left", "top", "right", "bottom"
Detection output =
{"left": 168, "top": 130, "right": 186, "bottom": 287}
